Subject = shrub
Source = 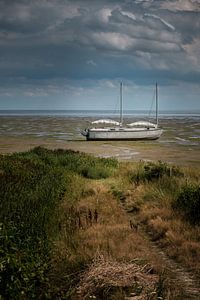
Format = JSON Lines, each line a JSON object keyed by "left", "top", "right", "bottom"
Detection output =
{"left": 81, "top": 165, "right": 111, "bottom": 179}
{"left": 172, "top": 183, "right": 200, "bottom": 225}
{"left": 129, "top": 161, "right": 183, "bottom": 184}
{"left": 30, "top": 147, "right": 118, "bottom": 179}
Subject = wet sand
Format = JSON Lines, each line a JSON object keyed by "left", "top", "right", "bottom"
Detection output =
{"left": 0, "top": 116, "right": 199, "bottom": 167}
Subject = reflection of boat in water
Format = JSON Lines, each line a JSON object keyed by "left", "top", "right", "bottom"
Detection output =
{"left": 81, "top": 83, "right": 163, "bottom": 141}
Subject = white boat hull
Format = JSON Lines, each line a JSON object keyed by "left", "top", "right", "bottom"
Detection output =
{"left": 84, "top": 127, "right": 163, "bottom": 140}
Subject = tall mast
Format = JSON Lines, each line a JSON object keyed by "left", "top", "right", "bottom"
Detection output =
{"left": 120, "top": 82, "right": 123, "bottom": 126}
{"left": 156, "top": 82, "right": 158, "bottom": 127}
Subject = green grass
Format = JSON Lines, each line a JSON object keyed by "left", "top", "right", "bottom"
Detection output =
{"left": 0, "top": 147, "right": 118, "bottom": 299}
{"left": 1, "top": 147, "right": 200, "bottom": 299}
{"left": 128, "top": 160, "right": 183, "bottom": 185}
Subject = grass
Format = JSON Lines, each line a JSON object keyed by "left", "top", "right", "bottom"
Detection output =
{"left": 1, "top": 148, "right": 200, "bottom": 299}
{"left": 118, "top": 161, "right": 200, "bottom": 278}
{"left": 0, "top": 147, "right": 118, "bottom": 299}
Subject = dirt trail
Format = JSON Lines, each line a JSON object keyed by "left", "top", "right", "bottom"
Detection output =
{"left": 144, "top": 233, "right": 200, "bottom": 299}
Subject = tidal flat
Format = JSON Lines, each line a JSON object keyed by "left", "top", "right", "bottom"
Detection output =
{"left": 0, "top": 115, "right": 199, "bottom": 167}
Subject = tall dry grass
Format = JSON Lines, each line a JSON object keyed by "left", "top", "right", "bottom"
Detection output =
{"left": 119, "top": 161, "right": 200, "bottom": 279}
{"left": 59, "top": 159, "right": 200, "bottom": 297}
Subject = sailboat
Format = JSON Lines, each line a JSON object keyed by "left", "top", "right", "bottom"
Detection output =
{"left": 81, "top": 83, "right": 163, "bottom": 140}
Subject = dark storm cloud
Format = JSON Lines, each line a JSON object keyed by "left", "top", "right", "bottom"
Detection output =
{"left": 0, "top": 1, "right": 197, "bottom": 50}
{"left": 0, "top": 0, "right": 200, "bottom": 109}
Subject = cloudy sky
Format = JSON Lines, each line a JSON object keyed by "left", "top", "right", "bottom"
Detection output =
{"left": 0, "top": 0, "right": 200, "bottom": 111}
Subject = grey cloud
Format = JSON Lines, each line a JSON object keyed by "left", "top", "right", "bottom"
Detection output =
{"left": 0, "top": 0, "right": 193, "bottom": 52}
{"left": 0, "top": 0, "right": 199, "bottom": 91}
{"left": 163, "top": 11, "right": 200, "bottom": 43}
{"left": 0, "top": 0, "right": 81, "bottom": 39}
{"left": 86, "top": 31, "right": 181, "bottom": 53}
{"left": 56, "top": 4, "right": 182, "bottom": 56}
{"left": 160, "top": 0, "right": 200, "bottom": 12}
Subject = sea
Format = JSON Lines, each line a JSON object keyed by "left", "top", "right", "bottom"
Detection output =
{"left": 0, "top": 109, "right": 200, "bottom": 117}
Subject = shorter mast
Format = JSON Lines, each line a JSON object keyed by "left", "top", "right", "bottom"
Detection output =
{"left": 156, "top": 82, "right": 158, "bottom": 127}
{"left": 120, "top": 82, "right": 123, "bottom": 126}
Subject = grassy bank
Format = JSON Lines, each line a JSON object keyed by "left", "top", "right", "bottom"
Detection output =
{"left": 0, "top": 147, "right": 200, "bottom": 299}
{"left": 0, "top": 147, "right": 117, "bottom": 299}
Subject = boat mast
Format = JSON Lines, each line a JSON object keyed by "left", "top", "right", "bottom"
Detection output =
{"left": 120, "top": 82, "right": 123, "bottom": 126}
{"left": 156, "top": 82, "right": 158, "bottom": 127}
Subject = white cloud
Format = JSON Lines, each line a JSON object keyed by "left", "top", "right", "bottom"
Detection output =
{"left": 121, "top": 11, "right": 136, "bottom": 21}
{"left": 91, "top": 32, "right": 133, "bottom": 51}
{"left": 88, "top": 30, "right": 180, "bottom": 53}
{"left": 86, "top": 60, "right": 97, "bottom": 66}
{"left": 96, "top": 8, "right": 112, "bottom": 23}
{"left": 23, "top": 89, "right": 48, "bottom": 97}
{"left": 144, "top": 13, "right": 175, "bottom": 31}
{"left": 104, "top": 80, "right": 117, "bottom": 88}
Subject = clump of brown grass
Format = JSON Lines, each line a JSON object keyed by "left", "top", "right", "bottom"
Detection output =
{"left": 148, "top": 216, "right": 169, "bottom": 241}
{"left": 76, "top": 255, "right": 158, "bottom": 299}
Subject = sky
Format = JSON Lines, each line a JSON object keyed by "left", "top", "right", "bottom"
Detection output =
{"left": 0, "top": 0, "right": 200, "bottom": 111}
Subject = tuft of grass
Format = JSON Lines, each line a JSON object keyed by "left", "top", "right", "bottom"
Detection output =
{"left": 77, "top": 256, "right": 159, "bottom": 299}
{"left": 129, "top": 160, "right": 183, "bottom": 185}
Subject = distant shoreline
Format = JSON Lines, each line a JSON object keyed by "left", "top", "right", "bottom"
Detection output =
{"left": 0, "top": 109, "right": 200, "bottom": 117}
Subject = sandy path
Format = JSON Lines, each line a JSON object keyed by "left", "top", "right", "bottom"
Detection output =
{"left": 142, "top": 230, "right": 200, "bottom": 299}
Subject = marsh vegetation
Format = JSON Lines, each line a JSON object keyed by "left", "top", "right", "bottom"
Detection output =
{"left": 0, "top": 147, "right": 200, "bottom": 299}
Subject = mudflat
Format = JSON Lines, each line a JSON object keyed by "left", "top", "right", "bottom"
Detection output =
{"left": 0, "top": 115, "right": 199, "bottom": 167}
